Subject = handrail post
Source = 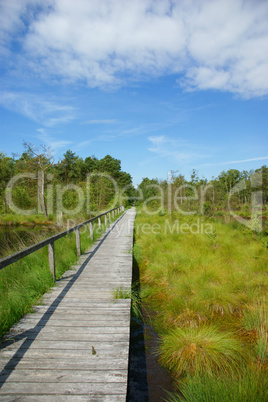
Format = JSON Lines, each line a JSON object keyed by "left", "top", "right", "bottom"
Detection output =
{"left": 75, "top": 228, "right": 81, "bottom": 257}
{"left": 90, "top": 222, "right": 93, "bottom": 240}
{"left": 98, "top": 217, "right": 101, "bottom": 231}
{"left": 105, "top": 214, "right": 107, "bottom": 226}
{"left": 48, "top": 241, "right": 56, "bottom": 281}
{"left": 109, "top": 212, "right": 111, "bottom": 223}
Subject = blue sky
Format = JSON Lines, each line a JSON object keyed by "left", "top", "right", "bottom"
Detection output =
{"left": 0, "top": 0, "right": 268, "bottom": 186}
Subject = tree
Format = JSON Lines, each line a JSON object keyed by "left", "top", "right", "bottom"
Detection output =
{"left": 57, "top": 150, "right": 79, "bottom": 183}
{"left": 98, "top": 155, "right": 121, "bottom": 178}
{"left": 18, "top": 142, "right": 54, "bottom": 216}
{"left": 0, "top": 152, "right": 15, "bottom": 213}
{"left": 84, "top": 155, "right": 98, "bottom": 174}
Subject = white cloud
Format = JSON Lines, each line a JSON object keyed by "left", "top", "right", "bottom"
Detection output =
{"left": 0, "top": 91, "right": 76, "bottom": 126}
{"left": 1, "top": 0, "right": 268, "bottom": 97}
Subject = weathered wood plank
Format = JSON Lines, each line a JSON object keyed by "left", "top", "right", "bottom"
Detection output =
{"left": 7, "top": 318, "right": 130, "bottom": 328}
{"left": 0, "top": 357, "right": 128, "bottom": 371}
{"left": 30, "top": 305, "right": 131, "bottom": 314}
{"left": 1, "top": 393, "right": 126, "bottom": 402}
{"left": 24, "top": 332, "right": 129, "bottom": 343}
{"left": 0, "top": 381, "right": 127, "bottom": 395}
{"left": 0, "top": 396, "right": 126, "bottom": 402}
{"left": 0, "top": 343, "right": 129, "bottom": 358}
{"left": 0, "top": 369, "right": 128, "bottom": 383}
{"left": 8, "top": 325, "right": 129, "bottom": 334}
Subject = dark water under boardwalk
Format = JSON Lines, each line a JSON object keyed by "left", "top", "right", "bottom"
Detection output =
{"left": 127, "top": 244, "right": 176, "bottom": 401}
{"left": 127, "top": 314, "right": 175, "bottom": 401}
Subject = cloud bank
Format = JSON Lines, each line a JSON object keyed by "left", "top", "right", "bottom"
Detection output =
{"left": 1, "top": 0, "right": 268, "bottom": 97}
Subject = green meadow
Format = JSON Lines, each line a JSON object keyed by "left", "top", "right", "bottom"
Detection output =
{"left": 134, "top": 209, "right": 268, "bottom": 401}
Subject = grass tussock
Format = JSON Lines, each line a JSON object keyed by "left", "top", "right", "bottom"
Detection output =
{"left": 159, "top": 325, "right": 247, "bottom": 377}
{"left": 134, "top": 209, "right": 268, "bottom": 399}
{"left": 168, "top": 368, "right": 268, "bottom": 402}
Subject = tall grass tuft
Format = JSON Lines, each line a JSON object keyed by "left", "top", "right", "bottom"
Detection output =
{"left": 167, "top": 368, "right": 268, "bottom": 402}
{"left": 241, "top": 298, "right": 268, "bottom": 365}
{"left": 159, "top": 326, "right": 246, "bottom": 377}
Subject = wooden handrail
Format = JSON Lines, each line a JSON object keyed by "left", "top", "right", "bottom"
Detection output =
{"left": 0, "top": 205, "right": 124, "bottom": 279}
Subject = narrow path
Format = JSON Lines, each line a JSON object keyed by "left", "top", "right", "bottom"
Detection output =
{"left": 0, "top": 208, "right": 136, "bottom": 401}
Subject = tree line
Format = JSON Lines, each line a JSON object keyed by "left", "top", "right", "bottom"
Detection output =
{"left": 1, "top": 142, "right": 267, "bottom": 226}
{"left": 0, "top": 143, "right": 135, "bottom": 218}
{"left": 137, "top": 166, "right": 268, "bottom": 221}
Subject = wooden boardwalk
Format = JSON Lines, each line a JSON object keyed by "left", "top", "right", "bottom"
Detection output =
{"left": 0, "top": 207, "right": 136, "bottom": 401}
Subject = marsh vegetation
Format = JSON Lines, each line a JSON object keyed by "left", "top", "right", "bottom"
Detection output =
{"left": 134, "top": 210, "right": 267, "bottom": 401}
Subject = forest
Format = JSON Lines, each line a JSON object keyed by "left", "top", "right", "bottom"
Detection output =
{"left": 1, "top": 143, "right": 267, "bottom": 230}
{"left": 0, "top": 143, "right": 135, "bottom": 223}
{"left": 138, "top": 166, "right": 268, "bottom": 233}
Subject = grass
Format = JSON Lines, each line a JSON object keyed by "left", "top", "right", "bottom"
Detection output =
{"left": 167, "top": 368, "right": 268, "bottom": 402}
{"left": 0, "top": 210, "right": 123, "bottom": 339}
{"left": 134, "top": 209, "right": 268, "bottom": 398}
{"left": 113, "top": 285, "right": 142, "bottom": 319}
{"left": 159, "top": 325, "right": 247, "bottom": 377}
{"left": 0, "top": 213, "right": 55, "bottom": 226}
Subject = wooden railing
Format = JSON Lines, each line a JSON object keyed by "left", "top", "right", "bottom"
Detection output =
{"left": 0, "top": 206, "right": 124, "bottom": 280}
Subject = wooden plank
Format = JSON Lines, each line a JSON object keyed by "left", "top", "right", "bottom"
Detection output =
{"left": 7, "top": 318, "right": 129, "bottom": 328}
{"left": 0, "top": 357, "right": 128, "bottom": 371}
{"left": 0, "top": 369, "right": 128, "bottom": 383}
{"left": 24, "top": 332, "right": 129, "bottom": 343}
{"left": 1, "top": 348, "right": 129, "bottom": 360}
{"left": 0, "top": 396, "right": 126, "bottom": 402}
{"left": 0, "top": 382, "right": 127, "bottom": 395}
{"left": 0, "top": 348, "right": 129, "bottom": 359}
{"left": 1, "top": 393, "right": 126, "bottom": 402}
{"left": 29, "top": 306, "right": 131, "bottom": 314}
